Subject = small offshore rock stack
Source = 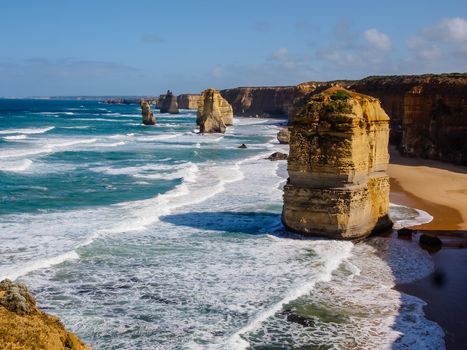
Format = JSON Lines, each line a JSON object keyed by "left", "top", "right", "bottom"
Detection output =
{"left": 140, "top": 99, "right": 156, "bottom": 125}
{"left": 282, "top": 87, "right": 392, "bottom": 239}
{"left": 159, "top": 90, "right": 179, "bottom": 114}
{"left": 0, "top": 279, "right": 91, "bottom": 349}
{"left": 197, "top": 88, "right": 233, "bottom": 133}
{"left": 277, "top": 127, "right": 291, "bottom": 144}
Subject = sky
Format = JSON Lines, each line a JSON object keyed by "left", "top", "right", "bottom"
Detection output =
{"left": 0, "top": 0, "right": 466, "bottom": 96}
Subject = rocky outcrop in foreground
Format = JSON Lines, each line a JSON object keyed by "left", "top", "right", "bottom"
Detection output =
{"left": 177, "top": 94, "right": 201, "bottom": 109}
{"left": 282, "top": 87, "right": 392, "bottom": 239}
{"left": 159, "top": 90, "right": 179, "bottom": 114}
{"left": 140, "top": 99, "right": 156, "bottom": 125}
{"left": 0, "top": 279, "right": 91, "bottom": 350}
{"left": 197, "top": 88, "right": 233, "bottom": 133}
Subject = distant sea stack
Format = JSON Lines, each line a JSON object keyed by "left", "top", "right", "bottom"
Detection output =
{"left": 177, "top": 94, "right": 201, "bottom": 109}
{"left": 140, "top": 99, "right": 156, "bottom": 125}
{"left": 282, "top": 87, "right": 392, "bottom": 240}
{"left": 197, "top": 88, "right": 233, "bottom": 133}
{"left": 0, "top": 279, "right": 91, "bottom": 350}
{"left": 159, "top": 90, "right": 179, "bottom": 114}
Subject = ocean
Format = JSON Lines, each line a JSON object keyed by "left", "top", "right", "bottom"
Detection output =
{"left": 0, "top": 99, "right": 444, "bottom": 349}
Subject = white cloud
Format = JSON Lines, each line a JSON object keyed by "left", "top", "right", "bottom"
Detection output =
{"left": 430, "top": 17, "right": 467, "bottom": 43}
{"left": 406, "top": 36, "right": 441, "bottom": 60}
{"left": 364, "top": 28, "right": 392, "bottom": 50}
{"left": 272, "top": 47, "right": 289, "bottom": 61}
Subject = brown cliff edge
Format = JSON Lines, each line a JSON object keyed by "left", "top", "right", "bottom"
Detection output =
{"left": 0, "top": 279, "right": 91, "bottom": 350}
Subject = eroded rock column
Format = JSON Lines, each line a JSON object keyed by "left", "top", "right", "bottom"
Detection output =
{"left": 197, "top": 88, "right": 233, "bottom": 133}
{"left": 282, "top": 87, "right": 392, "bottom": 239}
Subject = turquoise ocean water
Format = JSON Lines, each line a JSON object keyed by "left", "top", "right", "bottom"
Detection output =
{"left": 0, "top": 100, "right": 444, "bottom": 349}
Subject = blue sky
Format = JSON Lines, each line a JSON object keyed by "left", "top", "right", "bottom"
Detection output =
{"left": 1, "top": 0, "right": 466, "bottom": 96}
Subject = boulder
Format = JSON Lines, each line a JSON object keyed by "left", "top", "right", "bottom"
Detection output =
{"left": 277, "top": 128, "right": 291, "bottom": 144}
{"left": 140, "top": 99, "right": 156, "bottom": 125}
{"left": 282, "top": 87, "right": 392, "bottom": 239}
{"left": 267, "top": 152, "right": 288, "bottom": 161}
{"left": 420, "top": 234, "right": 443, "bottom": 247}
{"left": 398, "top": 228, "right": 415, "bottom": 237}
{"left": 238, "top": 144, "right": 247, "bottom": 149}
{"left": 159, "top": 90, "right": 179, "bottom": 114}
{"left": 197, "top": 88, "right": 234, "bottom": 133}
{"left": 0, "top": 279, "right": 91, "bottom": 350}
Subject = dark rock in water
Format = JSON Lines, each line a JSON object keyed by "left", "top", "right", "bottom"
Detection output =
{"left": 277, "top": 128, "right": 291, "bottom": 144}
{"left": 159, "top": 90, "right": 179, "bottom": 114}
{"left": 398, "top": 228, "right": 415, "bottom": 238}
{"left": 267, "top": 152, "right": 288, "bottom": 161}
{"left": 238, "top": 144, "right": 247, "bottom": 149}
{"left": 420, "top": 234, "right": 443, "bottom": 247}
{"left": 140, "top": 99, "right": 156, "bottom": 125}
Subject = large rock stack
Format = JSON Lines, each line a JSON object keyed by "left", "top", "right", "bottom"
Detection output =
{"left": 177, "top": 94, "right": 202, "bottom": 109}
{"left": 197, "top": 88, "right": 233, "bottom": 133}
{"left": 140, "top": 99, "right": 156, "bottom": 125}
{"left": 282, "top": 87, "right": 392, "bottom": 239}
{"left": 159, "top": 90, "right": 179, "bottom": 114}
{"left": 0, "top": 279, "right": 91, "bottom": 349}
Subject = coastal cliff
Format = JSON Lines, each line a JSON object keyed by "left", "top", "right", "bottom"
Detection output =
{"left": 177, "top": 94, "right": 201, "bottom": 109}
{"left": 351, "top": 74, "right": 467, "bottom": 165}
{"left": 197, "top": 88, "right": 233, "bottom": 133}
{"left": 0, "top": 279, "right": 91, "bottom": 350}
{"left": 220, "top": 86, "right": 294, "bottom": 117}
{"left": 282, "top": 87, "right": 392, "bottom": 239}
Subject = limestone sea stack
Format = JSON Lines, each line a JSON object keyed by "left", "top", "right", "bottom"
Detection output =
{"left": 282, "top": 87, "right": 392, "bottom": 239}
{"left": 177, "top": 94, "right": 202, "bottom": 109}
{"left": 197, "top": 88, "right": 233, "bottom": 133}
{"left": 0, "top": 279, "right": 91, "bottom": 350}
{"left": 140, "top": 99, "right": 156, "bottom": 125}
{"left": 159, "top": 90, "right": 179, "bottom": 114}
{"left": 277, "top": 127, "right": 291, "bottom": 144}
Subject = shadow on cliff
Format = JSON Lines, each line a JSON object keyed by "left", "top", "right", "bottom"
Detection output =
{"left": 160, "top": 211, "right": 283, "bottom": 235}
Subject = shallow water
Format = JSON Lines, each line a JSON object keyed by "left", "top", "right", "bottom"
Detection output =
{"left": 0, "top": 100, "right": 444, "bottom": 349}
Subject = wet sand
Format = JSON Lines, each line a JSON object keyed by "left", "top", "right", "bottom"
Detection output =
{"left": 387, "top": 148, "right": 467, "bottom": 349}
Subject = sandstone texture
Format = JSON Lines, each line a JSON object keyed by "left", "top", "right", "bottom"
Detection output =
{"left": 177, "top": 94, "right": 201, "bottom": 109}
{"left": 267, "top": 152, "right": 288, "bottom": 161}
{"left": 140, "top": 99, "right": 156, "bottom": 125}
{"left": 220, "top": 86, "right": 294, "bottom": 117}
{"left": 277, "top": 128, "right": 291, "bottom": 144}
{"left": 197, "top": 88, "right": 233, "bottom": 133}
{"left": 282, "top": 87, "right": 392, "bottom": 239}
{"left": 159, "top": 90, "right": 179, "bottom": 114}
{"left": 352, "top": 74, "right": 467, "bottom": 165}
{"left": 0, "top": 279, "right": 91, "bottom": 350}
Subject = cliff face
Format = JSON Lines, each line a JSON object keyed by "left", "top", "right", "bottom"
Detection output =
{"left": 282, "top": 88, "right": 392, "bottom": 239}
{"left": 177, "top": 94, "right": 201, "bottom": 109}
{"left": 140, "top": 99, "right": 156, "bottom": 125}
{"left": 220, "top": 86, "right": 294, "bottom": 117}
{"left": 0, "top": 279, "right": 91, "bottom": 350}
{"left": 197, "top": 88, "right": 233, "bottom": 133}
{"left": 351, "top": 74, "right": 467, "bottom": 164}
{"left": 159, "top": 90, "right": 179, "bottom": 114}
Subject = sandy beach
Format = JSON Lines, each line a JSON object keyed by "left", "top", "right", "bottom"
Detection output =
{"left": 388, "top": 146, "right": 467, "bottom": 231}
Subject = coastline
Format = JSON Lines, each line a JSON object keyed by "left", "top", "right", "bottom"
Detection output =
{"left": 387, "top": 147, "right": 467, "bottom": 349}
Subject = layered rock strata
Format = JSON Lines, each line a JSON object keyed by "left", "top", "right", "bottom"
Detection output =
{"left": 220, "top": 86, "right": 294, "bottom": 117}
{"left": 197, "top": 88, "right": 233, "bottom": 133}
{"left": 159, "top": 90, "right": 179, "bottom": 114}
{"left": 0, "top": 279, "right": 91, "bottom": 350}
{"left": 282, "top": 87, "right": 392, "bottom": 239}
{"left": 140, "top": 99, "right": 156, "bottom": 125}
{"left": 177, "top": 94, "right": 201, "bottom": 109}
